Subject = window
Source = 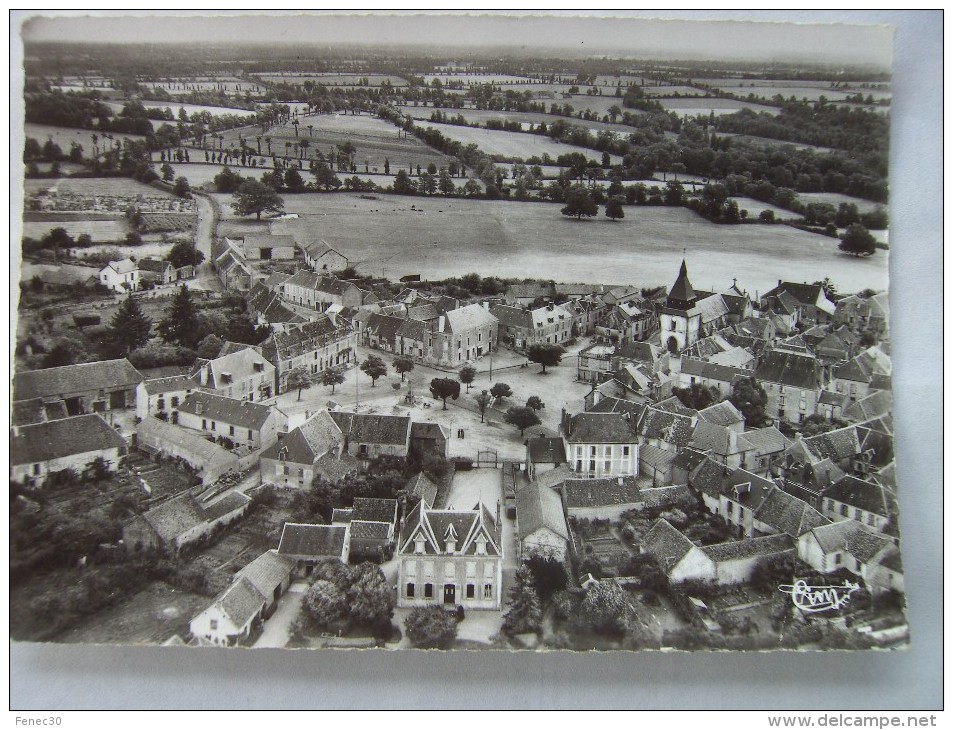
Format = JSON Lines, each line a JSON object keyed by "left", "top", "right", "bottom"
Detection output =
{"left": 834, "top": 553, "right": 842, "bottom": 565}
{"left": 209, "top": 619, "right": 218, "bottom": 630}
{"left": 211, "top": 421, "right": 216, "bottom": 431}
{"left": 867, "top": 514, "right": 876, "bottom": 527}
{"left": 466, "top": 584, "right": 475, "bottom": 599}
{"left": 171, "top": 396, "right": 179, "bottom": 407}
{"left": 32, "top": 464, "right": 40, "bottom": 475}
{"left": 483, "top": 584, "right": 493, "bottom": 599}
{"left": 202, "top": 419, "right": 207, "bottom": 430}
{"left": 840, "top": 504, "right": 849, "bottom": 517}
{"left": 157, "top": 398, "right": 165, "bottom": 411}
{"left": 283, "top": 465, "right": 290, "bottom": 476}
{"left": 229, "top": 425, "right": 235, "bottom": 436}
{"left": 623, "top": 446, "right": 630, "bottom": 457}
{"left": 855, "top": 508, "right": 863, "bottom": 520}
{"left": 248, "top": 430, "right": 253, "bottom": 440}
{"left": 406, "top": 583, "right": 415, "bottom": 598}
{"left": 424, "top": 583, "right": 433, "bottom": 599}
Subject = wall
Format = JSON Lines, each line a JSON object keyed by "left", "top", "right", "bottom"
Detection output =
{"left": 520, "top": 528, "right": 568, "bottom": 562}
{"left": 398, "top": 554, "right": 502, "bottom": 610}
{"left": 12, "top": 446, "right": 123, "bottom": 487}
{"left": 567, "top": 502, "right": 643, "bottom": 521}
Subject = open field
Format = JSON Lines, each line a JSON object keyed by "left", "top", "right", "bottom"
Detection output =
{"left": 658, "top": 98, "right": 780, "bottom": 116}
{"left": 641, "top": 85, "right": 708, "bottom": 96}
{"left": 105, "top": 101, "right": 258, "bottom": 120}
{"left": 422, "top": 74, "right": 539, "bottom": 86}
{"left": 731, "top": 197, "right": 802, "bottom": 219}
{"left": 24, "top": 123, "right": 147, "bottom": 151}
{"left": 730, "top": 86, "right": 892, "bottom": 103}
{"left": 720, "top": 132, "right": 833, "bottom": 153}
{"left": 255, "top": 73, "right": 408, "bottom": 86}
{"left": 55, "top": 581, "right": 209, "bottom": 645}
{"left": 217, "top": 114, "right": 450, "bottom": 171}
{"left": 419, "top": 121, "right": 622, "bottom": 163}
{"left": 24, "top": 176, "right": 177, "bottom": 199}
{"left": 21, "top": 218, "right": 128, "bottom": 242}
{"left": 397, "top": 105, "right": 637, "bottom": 135}
{"left": 143, "top": 77, "right": 262, "bottom": 93}
{"left": 796, "top": 192, "right": 888, "bottom": 215}
{"left": 218, "top": 191, "right": 890, "bottom": 293}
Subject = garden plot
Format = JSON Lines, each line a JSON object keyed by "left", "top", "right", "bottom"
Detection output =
{"left": 418, "top": 122, "right": 622, "bottom": 164}
{"left": 243, "top": 191, "right": 888, "bottom": 294}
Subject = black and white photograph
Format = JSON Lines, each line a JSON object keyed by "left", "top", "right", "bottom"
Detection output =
{"left": 9, "top": 10, "right": 937, "bottom": 685}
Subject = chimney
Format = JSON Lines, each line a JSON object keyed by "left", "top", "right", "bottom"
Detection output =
{"left": 438, "top": 315, "right": 445, "bottom": 332}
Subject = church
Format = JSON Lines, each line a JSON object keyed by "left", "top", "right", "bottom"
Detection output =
{"left": 658, "top": 260, "right": 747, "bottom": 353}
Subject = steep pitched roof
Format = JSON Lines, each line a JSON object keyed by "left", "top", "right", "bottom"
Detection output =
{"left": 667, "top": 259, "right": 696, "bottom": 304}
{"left": 843, "top": 390, "right": 893, "bottom": 424}
{"left": 585, "top": 396, "right": 646, "bottom": 417}
{"left": 444, "top": 303, "right": 498, "bottom": 332}
{"left": 201, "top": 491, "right": 252, "bottom": 522}
{"left": 637, "top": 406, "right": 696, "bottom": 447}
{"left": 277, "top": 523, "right": 348, "bottom": 558}
{"left": 755, "top": 349, "right": 823, "bottom": 390}
{"left": 104, "top": 257, "right": 138, "bottom": 275}
{"left": 142, "top": 375, "right": 201, "bottom": 395}
{"left": 237, "top": 549, "right": 293, "bottom": 596}
{"left": 700, "top": 533, "right": 795, "bottom": 562}
{"left": 527, "top": 437, "right": 566, "bottom": 465}
{"left": 561, "top": 476, "right": 641, "bottom": 508}
{"left": 328, "top": 411, "right": 411, "bottom": 446}
{"left": 741, "top": 426, "right": 791, "bottom": 455}
{"left": 364, "top": 313, "right": 406, "bottom": 341}
{"left": 804, "top": 520, "right": 893, "bottom": 563}
{"left": 352, "top": 497, "right": 398, "bottom": 524}
{"left": 399, "top": 501, "right": 502, "bottom": 557}
{"left": 690, "top": 420, "right": 755, "bottom": 458}
{"left": 697, "top": 400, "right": 744, "bottom": 428}
{"left": 217, "top": 577, "right": 266, "bottom": 628}
{"left": 11, "top": 413, "right": 127, "bottom": 465}
{"left": 515, "top": 482, "right": 569, "bottom": 541}
{"left": 405, "top": 472, "right": 440, "bottom": 508}
{"left": 177, "top": 391, "right": 274, "bottom": 430}
{"left": 801, "top": 425, "right": 861, "bottom": 463}
{"left": 14, "top": 358, "right": 143, "bottom": 401}
{"left": 565, "top": 412, "right": 638, "bottom": 444}
{"left": 140, "top": 494, "right": 207, "bottom": 544}
{"left": 823, "top": 475, "right": 896, "bottom": 518}
{"left": 754, "top": 487, "right": 830, "bottom": 537}
{"left": 410, "top": 421, "right": 449, "bottom": 442}
{"left": 488, "top": 303, "right": 533, "bottom": 330}
{"left": 350, "top": 520, "right": 391, "bottom": 540}
{"left": 641, "top": 519, "right": 697, "bottom": 573}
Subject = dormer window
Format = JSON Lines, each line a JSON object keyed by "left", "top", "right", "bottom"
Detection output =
{"left": 444, "top": 523, "right": 458, "bottom": 554}
{"left": 415, "top": 536, "right": 426, "bottom": 554}
{"left": 476, "top": 536, "right": 487, "bottom": 556}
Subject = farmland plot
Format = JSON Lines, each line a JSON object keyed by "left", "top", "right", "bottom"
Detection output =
{"left": 23, "top": 177, "right": 177, "bottom": 199}
{"left": 24, "top": 123, "right": 147, "bottom": 152}
{"left": 105, "top": 101, "right": 258, "bottom": 120}
{"left": 418, "top": 122, "right": 623, "bottom": 164}
{"left": 795, "top": 192, "right": 888, "bottom": 215}
{"left": 397, "top": 105, "right": 637, "bottom": 135}
{"left": 254, "top": 73, "right": 408, "bottom": 87}
{"left": 422, "top": 74, "right": 537, "bottom": 86}
{"left": 21, "top": 218, "right": 128, "bottom": 242}
{"left": 658, "top": 98, "right": 781, "bottom": 117}
{"left": 228, "top": 191, "right": 888, "bottom": 294}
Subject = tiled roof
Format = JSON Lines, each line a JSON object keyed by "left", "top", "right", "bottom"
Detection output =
{"left": 444, "top": 303, "right": 498, "bottom": 332}
{"left": 762, "top": 282, "right": 824, "bottom": 307}
{"left": 697, "top": 400, "right": 744, "bottom": 427}
{"left": 405, "top": 472, "right": 440, "bottom": 508}
{"left": 201, "top": 491, "right": 251, "bottom": 522}
{"left": 741, "top": 426, "right": 791, "bottom": 455}
{"left": 805, "top": 519, "right": 892, "bottom": 562}
{"left": 399, "top": 502, "right": 502, "bottom": 557}
{"left": 406, "top": 303, "right": 440, "bottom": 321}
{"left": 365, "top": 313, "right": 405, "bottom": 341}
{"left": 755, "top": 349, "right": 823, "bottom": 390}
{"left": 843, "top": 390, "right": 893, "bottom": 424}
{"left": 264, "top": 316, "right": 348, "bottom": 362}
{"left": 193, "top": 347, "right": 274, "bottom": 392}
{"left": 277, "top": 523, "right": 348, "bottom": 558}
{"left": 396, "top": 318, "right": 427, "bottom": 340}
{"left": 639, "top": 443, "right": 677, "bottom": 470}
{"left": 641, "top": 519, "right": 696, "bottom": 573}
{"left": 14, "top": 358, "right": 143, "bottom": 401}
{"left": 565, "top": 412, "right": 638, "bottom": 444}
{"left": 638, "top": 406, "right": 696, "bottom": 447}
{"left": 410, "top": 422, "right": 449, "bottom": 442}
{"left": 104, "top": 257, "right": 138, "bottom": 275}
{"left": 700, "top": 533, "right": 795, "bottom": 563}
{"left": 328, "top": 411, "right": 411, "bottom": 446}
{"left": 515, "top": 482, "right": 569, "bottom": 542}
{"left": 819, "top": 390, "right": 850, "bottom": 407}
{"left": 585, "top": 396, "right": 646, "bottom": 418}
{"left": 801, "top": 426, "right": 860, "bottom": 463}
{"left": 217, "top": 577, "right": 266, "bottom": 628}
{"left": 141, "top": 494, "right": 207, "bottom": 544}
{"left": 489, "top": 303, "right": 533, "bottom": 330}
{"left": 689, "top": 457, "right": 727, "bottom": 497}
{"left": 243, "top": 232, "right": 296, "bottom": 250}
{"left": 671, "top": 447, "right": 710, "bottom": 473}
{"left": 138, "top": 258, "right": 171, "bottom": 274}
{"left": 143, "top": 375, "right": 200, "bottom": 395}
{"left": 639, "top": 484, "right": 692, "bottom": 509}
{"left": 351, "top": 497, "right": 398, "bottom": 524}
{"left": 561, "top": 476, "right": 641, "bottom": 508}
{"left": 690, "top": 420, "right": 754, "bottom": 458}
{"left": 527, "top": 437, "right": 566, "bottom": 464}
{"left": 823, "top": 475, "right": 895, "bottom": 518}
{"left": 350, "top": 520, "right": 391, "bottom": 540}
{"left": 177, "top": 391, "right": 274, "bottom": 430}
{"left": 754, "top": 487, "right": 830, "bottom": 537}
{"left": 331, "top": 508, "right": 353, "bottom": 524}
{"left": 534, "top": 464, "right": 573, "bottom": 490}
{"left": 11, "top": 414, "right": 126, "bottom": 465}
{"left": 721, "top": 468, "right": 776, "bottom": 509}
{"left": 137, "top": 416, "right": 239, "bottom": 473}
{"left": 237, "top": 549, "right": 293, "bottom": 596}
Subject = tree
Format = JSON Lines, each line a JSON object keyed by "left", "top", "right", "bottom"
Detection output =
{"left": 286, "top": 367, "right": 313, "bottom": 400}
{"left": 438, "top": 168, "right": 455, "bottom": 196}
{"left": 502, "top": 565, "right": 543, "bottom": 635}
{"left": 839, "top": 223, "right": 877, "bottom": 257}
{"left": 304, "top": 579, "right": 349, "bottom": 629}
{"left": 196, "top": 333, "right": 224, "bottom": 359}
{"left": 42, "top": 336, "right": 87, "bottom": 369}
{"left": 393, "top": 169, "right": 415, "bottom": 195}
{"left": 393, "top": 356, "right": 414, "bottom": 381}
{"left": 284, "top": 167, "right": 305, "bottom": 192}
{"left": 106, "top": 294, "right": 152, "bottom": 355}
{"left": 490, "top": 382, "right": 512, "bottom": 404}
{"left": 671, "top": 382, "right": 720, "bottom": 410}
{"left": 160, "top": 162, "right": 174, "bottom": 182}
{"left": 231, "top": 179, "right": 285, "bottom": 220}
{"left": 524, "top": 552, "right": 568, "bottom": 601}
{"left": 360, "top": 355, "right": 387, "bottom": 387}
{"left": 729, "top": 376, "right": 770, "bottom": 427}
{"left": 604, "top": 195, "right": 625, "bottom": 221}
{"left": 405, "top": 605, "right": 457, "bottom": 649}
{"left": 156, "top": 285, "right": 200, "bottom": 348}
{"left": 172, "top": 176, "right": 191, "bottom": 198}
{"left": 429, "top": 378, "right": 460, "bottom": 410}
{"left": 560, "top": 184, "right": 598, "bottom": 220}
{"left": 576, "top": 581, "right": 631, "bottom": 636}
{"left": 321, "top": 365, "right": 346, "bottom": 394}
{"left": 346, "top": 563, "right": 395, "bottom": 630}
{"left": 504, "top": 406, "right": 541, "bottom": 436}
{"left": 166, "top": 240, "right": 205, "bottom": 269}
{"left": 527, "top": 344, "right": 564, "bottom": 373}
{"left": 475, "top": 391, "right": 492, "bottom": 423}
{"left": 526, "top": 395, "right": 544, "bottom": 412}
{"left": 458, "top": 365, "right": 476, "bottom": 393}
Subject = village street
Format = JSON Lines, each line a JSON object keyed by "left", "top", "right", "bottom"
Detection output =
{"left": 252, "top": 581, "right": 307, "bottom": 649}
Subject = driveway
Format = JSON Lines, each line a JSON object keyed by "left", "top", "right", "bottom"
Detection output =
{"left": 252, "top": 581, "right": 307, "bottom": 649}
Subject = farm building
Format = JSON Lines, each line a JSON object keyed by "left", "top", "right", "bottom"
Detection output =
{"left": 409, "top": 421, "right": 450, "bottom": 461}
{"left": 797, "top": 519, "right": 902, "bottom": 595}
{"left": 13, "top": 358, "right": 143, "bottom": 417}
{"left": 239, "top": 233, "right": 296, "bottom": 261}
{"left": 559, "top": 476, "right": 643, "bottom": 520}
{"left": 514, "top": 482, "right": 570, "bottom": 561}
{"left": 122, "top": 490, "right": 251, "bottom": 554}
{"left": 135, "top": 375, "right": 201, "bottom": 421}
{"left": 10, "top": 414, "right": 127, "bottom": 487}
{"left": 138, "top": 258, "right": 175, "bottom": 285}
{"left": 135, "top": 416, "right": 240, "bottom": 485}
{"left": 277, "top": 523, "right": 350, "bottom": 576}
{"left": 174, "top": 391, "right": 283, "bottom": 452}
{"left": 99, "top": 258, "right": 140, "bottom": 293}
{"left": 328, "top": 410, "right": 412, "bottom": 460}
{"left": 298, "top": 239, "right": 349, "bottom": 272}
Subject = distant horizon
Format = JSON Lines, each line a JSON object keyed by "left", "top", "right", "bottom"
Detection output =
{"left": 19, "top": 12, "right": 894, "bottom": 70}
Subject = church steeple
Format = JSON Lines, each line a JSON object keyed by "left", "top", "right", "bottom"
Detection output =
{"left": 666, "top": 259, "right": 697, "bottom": 310}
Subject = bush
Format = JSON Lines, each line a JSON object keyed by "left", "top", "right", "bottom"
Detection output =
{"left": 405, "top": 605, "right": 458, "bottom": 649}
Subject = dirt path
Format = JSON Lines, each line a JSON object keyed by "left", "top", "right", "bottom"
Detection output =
{"left": 187, "top": 193, "right": 223, "bottom": 292}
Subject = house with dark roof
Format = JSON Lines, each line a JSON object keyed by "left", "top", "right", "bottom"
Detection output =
{"left": 298, "top": 239, "right": 349, "bottom": 272}
{"left": 240, "top": 233, "right": 297, "bottom": 261}
{"left": 560, "top": 410, "right": 640, "bottom": 478}
{"left": 123, "top": 490, "right": 251, "bottom": 554}
{"left": 676, "top": 357, "right": 749, "bottom": 399}
{"left": 260, "top": 316, "right": 357, "bottom": 395}
{"left": 136, "top": 416, "right": 240, "bottom": 485}
{"left": 754, "top": 348, "right": 826, "bottom": 424}
{"left": 409, "top": 421, "right": 449, "bottom": 461}
{"left": 279, "top": 271, "right": 372, "bottom": 312}
{"left": 515, "top": 482, "right": 570, "bottom": 560}
{"left": 277, "top": 523, "right": 350, "bottom": 575}
{"left": 821, "top": 475, "right": 896, "bottom": 533}
{"left": 503, "top": 282, "right": 555, "bottom": 306}
{"left": 191, "top": 345, "right": 276, "bottom": 402}
{"left": 406, "top": 472, "right": 440, "bottom": 508}
{"left": 175, "top": 391, "right": 283, "bottom": 452}
{"left": 636, "top": 404, "right": 697, "bottom": 452}
{"left": 689, "top": 419, "right": 757, "bottom": 472}
{"left": 525, "top": 436, "right": 566, "bottom": 480}
{"left": 260, "top": 410, "right": 353, "bottom": 488}
{"left": 489, "top": 302, "right": 572, "bottom": 350}
{"left": 135, "top": 375, "right": 201, "bottom": 421}
{"left": 14, "top": 358, "right": 143, "bottom": 417}
{"left": 797, "top": 520, "right": 901, "bottom": 594}
{"left": 752, "top": 486, "right": 830, "bottom": 538}
{"left": 138, "top": 258, "right": 175, "bottom": 285}
{"left": 10, "top": 414, "right": 128, "bottom": 487}
{"left": 761, "top": 281, "right": 835, "bottom": 326}
{"left": 346, "top": 498, "right": 400, "bottom": 561}
{"left": 560, "top": 476, "right": 643, "bottom": 520}
{"left": 327, "top": 410, "right": 413, "bottom": 460}
{"left": 739, "top": 426, "right": 791, "bottom": 478}
{"left": 397, "top": 500, "right": 504, "bottom": 609}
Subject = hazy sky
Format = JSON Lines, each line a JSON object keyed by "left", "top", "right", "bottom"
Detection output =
{"left": 20, "top": 11, "right": 894, "bottom": 68}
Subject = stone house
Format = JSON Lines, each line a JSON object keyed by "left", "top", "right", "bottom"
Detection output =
{"left": 797, "top": 520, "right": 902, "bottom": 595}
{"left": 98, "top": 258, "right": 140, "bottom": 292}
{"left": 135, "top": 416, "right": 240, "bottom": 485}
{"left": 560, "top": 411, "right": 640, "bottom": 478}
{"left": 259, "top": 410, "right": 355, "bottom": 489}
{"left": 515, "top": 482, "right": 570, "bottom": 561}
{"left": 331, "top": 497, "right": 400, "bottom": 562}
{"left": 754, "top": 348, "right": 826, "bottom": 424}
{"left": 135, "top": 375, "right": 200, "bottom": 421}
{"left": 14, "top": 358, "right": 143, "bottom": 417}
{"left": 277, "top": 523, "right": 350, "bottom": 576}
{"left": 820, "top": 475, "right": 896, "bottom": 533}
{"left": 328, "top": 411, "right": 412, "bottom": 460}
{"left": 298, "top": 240, "right": 349, "bottom": 273}
{"left": 174, "top": 391, "right": 282, "bottom": 452}
{"left": 191, "top": 346, "right": 276, "bottom": 402}
{"left": 123, "top": 491, "right": 251, "bottom": 554}
{"left": 489, "top": 303, "right": 572, "bottom": 350}
{"left": 260, "top": 316, "right": 357, "bottom": 395}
